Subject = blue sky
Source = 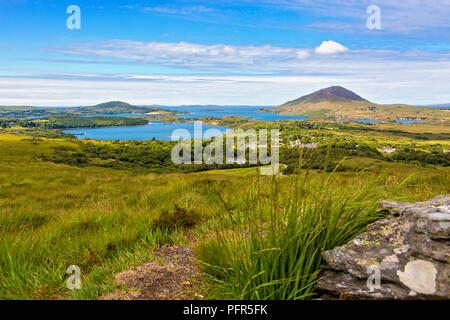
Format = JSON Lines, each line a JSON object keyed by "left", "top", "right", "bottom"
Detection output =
{"left": 0, "top": 0, "right": 449, "bottom": 106}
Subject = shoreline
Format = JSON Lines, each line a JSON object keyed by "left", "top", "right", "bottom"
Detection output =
{"left": 61, "top": 120, "right": 232, "bottom": 141}
{"left": 56, "top": 121, "right": 154, "bottom": 131}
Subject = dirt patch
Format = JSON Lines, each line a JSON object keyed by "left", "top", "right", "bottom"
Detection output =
{"left": 100, "top": 245, "right": 205, "bottom": 300}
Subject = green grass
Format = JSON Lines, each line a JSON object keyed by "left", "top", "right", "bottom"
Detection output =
{"left": 0, "top": 133, "right": 448, "bottom": 300}
{"left": 196, "top": 167, "right": 449, "bottom": 299}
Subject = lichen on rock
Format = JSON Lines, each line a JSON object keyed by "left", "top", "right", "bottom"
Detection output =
{"left": 316, "top": 195, "right": 450, "bottom": 299}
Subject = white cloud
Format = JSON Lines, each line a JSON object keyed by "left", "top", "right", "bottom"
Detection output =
{"left": 245, "top": 0, "right": 450, "bottom": 35}
{"left": 315, "top": 41, "right": 348, "bottom": 55}
{"left": 142, "top": 5, "right": 213, "bottom": 15}
{"left": 121, "top": 1, "right": 450, "bottom": 35}
{"left": 52, "top": 40, "right": 311, "bottom": 70}
{"left": 296, "top": 50, "right": 310, "bottom": 59}
{"left": 2, "top": 53, "right": 450, "bottom": 106}
{"left": 7, "top": 41, "right": 450, "bottom": 106}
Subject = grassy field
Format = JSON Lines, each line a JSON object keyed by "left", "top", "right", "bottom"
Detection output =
{"left": 0, "top": 131, "right": 448, "bottom": 300}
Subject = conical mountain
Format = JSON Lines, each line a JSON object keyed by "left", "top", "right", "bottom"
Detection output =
{"left": 268, "top": 86, "right": 414, "bottom": 120}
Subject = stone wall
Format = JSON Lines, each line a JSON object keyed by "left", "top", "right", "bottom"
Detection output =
{"left": 316, "top": 195, "right": 449, "bottom": 299}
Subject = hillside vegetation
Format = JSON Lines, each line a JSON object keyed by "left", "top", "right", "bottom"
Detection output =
{"left": 0, "top": 101, "right": 178, "bottom": 118}
{"left": 0, "top": 121, "right": 448, "bottom": 299}
{"left": 267, "top": 86, "right": 450, "bottom": 121}
{"left": 1, "top": 116, "right": 149, "bottom": 129}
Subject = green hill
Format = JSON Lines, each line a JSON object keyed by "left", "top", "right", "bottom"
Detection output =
{"left": 66, "top": 101, "right": 169, "bottom": 115}
{"left": 266, "top": 86, "right": 449, "bottom": 121}
{"left": 0, "top": 101, "right": 175, "bottom": 118}
{"left": 92, "top": 101, "right": 134, "bottom": 108}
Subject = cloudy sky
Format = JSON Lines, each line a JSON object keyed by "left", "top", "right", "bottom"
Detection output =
{"left": 0, "top": 0, "right": 449, "bottom": 106}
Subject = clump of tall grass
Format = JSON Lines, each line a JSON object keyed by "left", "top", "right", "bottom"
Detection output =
{"left": 198, "top": 162, "right": 386, "bottom": 300}
{"left": 153, "top": 204, "right": 201, "bottom": 230}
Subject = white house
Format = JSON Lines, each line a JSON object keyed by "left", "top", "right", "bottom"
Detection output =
{"left": 378, "top": 147, "right": 397, "bottom": 154}
{"left": 289, "top": 140, "right": 318, "bottom": 149}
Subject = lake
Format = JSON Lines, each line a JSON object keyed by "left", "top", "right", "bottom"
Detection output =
{"left": 163, "top": 105, "right": 309, "bottom": 121}
{"left": 81, "top": 114, "right": 152, "bottom": 117}
{"left": 65, "top": 106, "right": 308, "bottom": 141}
{"left": 65, "top": 121, "right": 232, "bottom": 141}
{"left": 353, "top": 119, "right": 420, "bottom": 124}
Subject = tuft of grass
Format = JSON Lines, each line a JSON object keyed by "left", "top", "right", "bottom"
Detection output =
{"left": 197, "top": 171, "right": 392, "bottom": 300}
{"left": 153, "top": 205, "right": 201, "bottom": 230}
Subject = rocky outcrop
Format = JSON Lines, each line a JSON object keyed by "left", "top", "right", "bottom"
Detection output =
{"left": 316, "top": 195, "right": 450, "bottom": 299}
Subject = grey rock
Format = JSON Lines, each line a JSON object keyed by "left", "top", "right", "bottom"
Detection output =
{"left": 316, "top": 195, "right": 450, "bottom": 299}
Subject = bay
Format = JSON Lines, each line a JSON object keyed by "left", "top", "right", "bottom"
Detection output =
{"left": 65, "top": 106, "right": 308, "bottom": 141}
{"left": 65, "top": 121, "right": 231, "bottom": 141}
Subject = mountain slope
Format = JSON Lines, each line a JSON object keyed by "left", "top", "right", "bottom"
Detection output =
{"left": 266, "top": 86, "right": 447, "bottom": 121}
{"left": 283, "top": 86, "right": 368, "bottom": 105}
{"left": 69, "top": 101, "right": 165, "bottom": 115}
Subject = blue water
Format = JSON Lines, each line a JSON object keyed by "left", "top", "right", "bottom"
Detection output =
{"left": 65, "top": 106, "right": 308, "bottom": 141}
{"left": 20, "top": 114, "right": 153, "bottom": 119}
{"left": 353, "top": 119, "right": 420, "bottom": 124}
{"left": 395, "top": 120, "right": 420, "bottom": 124}
{"left": 353, "top": 119, "right": 379, "bottom": 123}
{"left": 65, "top": 121, "right": 231, "bottom": 141}
{"left": 80, "top": 114, "right": 154, "bottom": 117}
{"left": 164, "top": 106, "right": 309, "bottom": 121}
{"left": 21, "top": 115, "right": 49, "bottom": 119}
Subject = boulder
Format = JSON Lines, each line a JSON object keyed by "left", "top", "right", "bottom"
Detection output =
{"left": 316, "top": 195, "right": 450, "bottom": 299}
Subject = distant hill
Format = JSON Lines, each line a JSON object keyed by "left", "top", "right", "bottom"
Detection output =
{"left": 92, "top": 101, "right": 135, "bottom": 109}
{"left": 0, "top": 105, "right": 60, "bottom": 118}
{"left": 0, "top": 101, "right": 175, "bottom": 118}
{"left": 265, "top": 86, "right": 449, "bottom": 121}
{"left": 421, "top": 103, "right": 450, "bottom": 108}
{"left": 69, "top": 101, "right": 166, "bottom": 115}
